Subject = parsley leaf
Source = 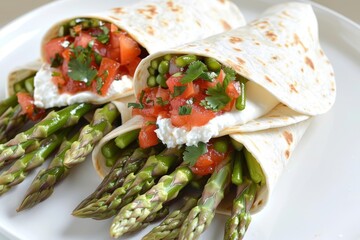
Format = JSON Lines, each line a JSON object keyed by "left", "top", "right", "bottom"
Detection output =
{"left": 180, "top": 61, "right": 207, "bottom": 84}
{"left": 223, "top": 66, "right": 236, "bottom": 87}
{"left": 128, "top": 90, "right": 145, "bottom": 109}
{"left": 68, "top": 46, "right": 98, "bottom": 85}
{"left": 178, "top": 105, "right": 192, "bottom": 115}
{"left": 50, "top": 53, "right": 63, "bottom": 68}
{"left": 156, "top": 97, "right": 169, "bottom": 106}
{"left": 173, "top": 86, "right": 186, "bottom": 97}
{"left": 183, "top": 142, "right": 208, "bottom": 166}
{"left": 201, "top": 83, "right": 231, "bottom": 111}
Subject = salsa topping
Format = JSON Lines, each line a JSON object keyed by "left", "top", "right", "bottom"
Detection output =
{"left": 44, "top": 18, "right": 146, "bottom": 96}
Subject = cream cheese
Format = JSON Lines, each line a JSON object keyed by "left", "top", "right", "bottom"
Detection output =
{"left": 155, "top": 81, "right": 280, "bottom": 148}
{"left": 34, "top": 63, "right": 133, "bottom": 108}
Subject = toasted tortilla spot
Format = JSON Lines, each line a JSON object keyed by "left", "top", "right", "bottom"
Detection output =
{"left": 160, "top": 20, "right": 169, "bottom": 27}
{"left": 237, "top": 57, "right": 245, "bottom": 65}
{"left": 271, "top": 56, "right": 278, "bottom": 61}
{"left": 265, "top": 75, "right": 274, "bottom": 84}
{"left": 305, "top": 57, "right": 315, "bottom": 70}
{"left": 255, "top": 42, "right": 260, "bottom": 46}
{"left": 319, "top": 49, "right": 324, "bottom": 56}
{"left": 266, "top": 31, "right": 277, "bottom": 41}
{"left": 233, "top": 47, "right": 242, "bottom": 52}
{"left": 147, "top": 26, "right": 155, "bottom": 35}
{"left": 229, "top": 36, "right": 243, "bottom": 44}
{"left": 301, "top": 67, "right": 304, "bottom": 72}
{"left": 218, "top": 0, "right": 225, "bottom": 3}
{"left": 285, "top": 150, "right": 290, "bottom": 159}
{"left": 137, "top": 5, "right": 158, "bottom": 19}
{"left": 205, "top": 48, "right": 210, "bottom": 52}
{"left": 113, "top": 7, "right": 125, "bottom": 14}
{"left": 167, "top": 1, "right": 182, "bottom": 12}
{"left": 283, "top": 131, "right": 293, "bottom": 145}
{"left": 196, "top": 20, "right": 201, "bottom": 27}
{"left": 221, "top": 20, "right": 231, "bottom": 31}
{"left": 290, "top": 84, "right": 299, "bottom": 93}
{"left": 293, "top": 33, "right": 308, "bottom": 52}
{"left": 330, "top": 72, "right": 334, "bottom": 76}
{"left": 282, "top": 11, "right": 292, "bottom": 18}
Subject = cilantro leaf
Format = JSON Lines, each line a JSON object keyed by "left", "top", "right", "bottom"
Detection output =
{"left": 201, "top": 83, "right": 231, "bottom": 111}
{"left": 180, "top": 61, "right": 207, "bottom": 84}
{"left": 183, "top": 142, "right": 208, "bottom": 166}
{"left": 96, "top": 26, "right": 110, "bottom": 44}
{"left": 199, "top": 71, "right": 218, "bottom": 82}
{"left": 128, "top": 90, "right": 145, "bottom": 109}
{"left": 173, "top": 86, "right": 186, "bottom": 97}
{"left": 156, "top": 97, "right": 169, "bottom": 106}
{"left": 68, "top": 47, "right": 98, "bottom": 85}
{"left": 50, "top": 53, "right": 63, "bottom": 68}
{"left": 178, "top": 105, "right": 192, "bottom": 115}
{"left": 223, "top": 66, "right": 236, "bottom": 87}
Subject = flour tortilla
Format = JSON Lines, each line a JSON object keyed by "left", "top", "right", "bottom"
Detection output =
{"left": 31, "top": 0, "right": 245, "bottom": 108}
{"left": 93, "top": 3, "right": 335, "bottom": 214}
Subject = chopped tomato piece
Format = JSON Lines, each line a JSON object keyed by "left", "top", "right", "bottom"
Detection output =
{"left": 171, "top": 104, "right": 216, "bottom": 129}
{"left": 139, "top": 124, "right": 159, "bottom": 149}
{"left": 97, "top": 57, "right": 121, "bottom": 96}
{"left": 44, "top": 36, "right": 70, "bottom": 63}
{"left": 74, "top": 32, "right": 93, "bottom": 48}
{"left": 126, "top": 57, "right": 141, "bottom": 77}
{"left": 119, "top": 34, "right": 141, "bottom": 65}
{"left": 17, "top": 92, "right": 46, "bottom": 121}
{"left": 226, "top": 81, "right": 241, "bottom": 99}
{"left": 191, "top": 140, "right": 230, "bottom": 176}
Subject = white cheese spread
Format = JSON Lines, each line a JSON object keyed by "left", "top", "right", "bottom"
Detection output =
{"left": 155, "top": 81, "right": 279, "bottom": 148}
{"left": 34, "top": 63, "right": 133, "bottom": 108}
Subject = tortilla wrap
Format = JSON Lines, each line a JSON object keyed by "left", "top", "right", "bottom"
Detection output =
{"left": 93, "top": 2, "right": 335, "bottom": 214}
{"left": 30, "top": 0, "right": 245, "bottom": 108}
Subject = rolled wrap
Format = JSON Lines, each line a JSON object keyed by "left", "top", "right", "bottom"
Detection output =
{"left": 93, "top": 3, "right": 335, "bottom": 213}
{"left": 33, "top": 0, "right": 245, "bottom": 108}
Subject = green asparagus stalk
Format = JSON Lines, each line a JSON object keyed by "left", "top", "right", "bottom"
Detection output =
{"left": 0, "top": 128, "right": 70, "bottom": 195}
{"left": 1, "top": 103, "right": 93, "bottom": 148}
{"left": 178, "top": 155, "right": 234, "bottom": 240}
{"left": 0, "top": 95, "right": 18, "bottom": 117}
{"left": 73, "top": 144, "right": 161, "bottom": 212}
{"left": 143, "top": 196, "right": 199, "bottom": 240}
{"left": 64, "top": 103, "right": 119, "bottom": 167}
{"left": 17, "top": 130, "right": 81, "bottom": 211}
{"left": 110, "top": 165, "right": 194, "bottom": 238}
{"left": 224, "top": 182, "right": 257, "bottom": 240}
{"left": 0, "top": 105, "right": 27, "bottom": 144}
{"left": 73, "top": 147, "right": 183, "bottom": 219}
{"left": 128, "top": 206, "right": 170, "bottom": 234}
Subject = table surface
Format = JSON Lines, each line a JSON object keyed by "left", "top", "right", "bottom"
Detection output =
{"left": 0, "top": 0, "right": 359, "bottom": 27}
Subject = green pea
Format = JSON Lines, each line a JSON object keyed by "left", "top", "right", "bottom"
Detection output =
{"left": 147, "top": 76, "right": 158, "bottom": 87}
{"left": 150, "top": 59, "right": 159, "bottom": 70}
{"left": 90, "top": 18, "right": 102, "bottom": 27}
{"left": 163, "top": 54, "right": 172, "bottom": 61}
{"left": 214, "top": 139, "right": 229, "bottom": 153}
{"left": 156, "top": 75, "right": 168, "bottom": 88}
{"left": 204, "top": 57, "right": 221, "bottom": 72}
{"left": 148, "top": 66, "right": 157, "bottom": 76}
{"left": 175, "top": 55, "right": 197, "bottom": 67}
{"left": 158, "top": 60, "right": 170, "bottom": 75}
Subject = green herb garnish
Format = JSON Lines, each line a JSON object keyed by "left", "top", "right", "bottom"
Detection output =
{"left": 180, "top": 61, "right": 208, "bottom": 84}
{"left": 50, "top": 53, "right": 63, "bottom": 68}
{"left": 156, "top": 97, "right": 169, "bottom": 106}
{"left": 178, "top": 105, "right": 192, "bottom": 115}
{"left": 201, "top": 82, "right": 231, "bottom": 111}
{"left": 96, "top": 26, "right": 110, "bottom": 44}
{"left": 68, "top": 46, "right": 98, "bottom": 85}
{"left": 183, "top": 142, "right": 208, "bottom": 166}
{"left": 128, "top": 90, "right": 145, "bottom": 109}
{"left": 173, "top": 86, "right": 187, "bottom": 97}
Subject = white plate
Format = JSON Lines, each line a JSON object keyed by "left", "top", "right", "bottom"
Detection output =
{"left": 0, "top": 0, "right": 359, "bottom": 239}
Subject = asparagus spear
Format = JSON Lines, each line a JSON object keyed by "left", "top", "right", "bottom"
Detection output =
{"left": 0, "top": 128, "right": 70, "bottom": 195}
{"left": 224, "top": 182, "right": 257, "bottom": 240}
{"left": 73, "top": 147, "right": 183, "bottom": 219}
{"left": 178, "top": 155, "right": 233, "bottom": 240}
{"left": 0, "top": 105, "right": 27, "bottom": 143}
{"left": 143, "top": 196, "right": 199, "bottom": 240}
{"left": 17, "top": 130, "right": 81, "bottom": 211}
{"left": 74, "top": 144, "right": 139, "bottom": 212}
{"left": 128, "top": 206, "right": 170, "bottom": 234}
{"left": 110, "top": 165, "right": 194, "bottom": 238}
{"left": 64, "top": 103, "right": 119, "bottom": 167}
{"left": 0, "top": 103, "right": 93, "bottom": 148}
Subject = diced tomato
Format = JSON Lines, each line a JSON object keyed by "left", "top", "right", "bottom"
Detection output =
{"left": 171, "top": 104, "right": 215, "bottom": 129}
{"left": 52, "top": 75, "right": 66, "bottom": 86}
{"left": 166, "top": 75, "right": 183, "bottom": 93}
{"left": 166, "top": 75, "right": 196, "bottom": 98}
{"left": 92, "top": 39, "right": 107, "bottom": 56}
{"left": 16, "top": 92, "right": 46, "bottom": 121}
{"left": 126, "top": 57, "right": 141, "bottom": 77}
{"left": 109, "top": 23, "right": 118, "bottom": 32}
{"left": 97, "top": 57, "right": 121, "bottom": 96}
{"left": 222, "top": 99, "right": 236, "bottom": 112}
{"left": 74, "top": 32, "right": 93, "bottom": 48}
{"left": 139, "top": 124, "right": 159, "bottom": 149}
{"left": 216, "top": 69, "right": 225, "bottom": 83}
{"left": 226, "top": 81, "right": 240, "bottom": 99}
{"left": 191, "top": 140, "right": 230, "bottom": 176}
{"left": 61, "top": 48, "right": 72, "bottom": 62}
{"left": 44, "top": 36, "right": 70, "bottom": 63}
{"left": 119, "top": 34, "right": 141, "bottom": 65}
